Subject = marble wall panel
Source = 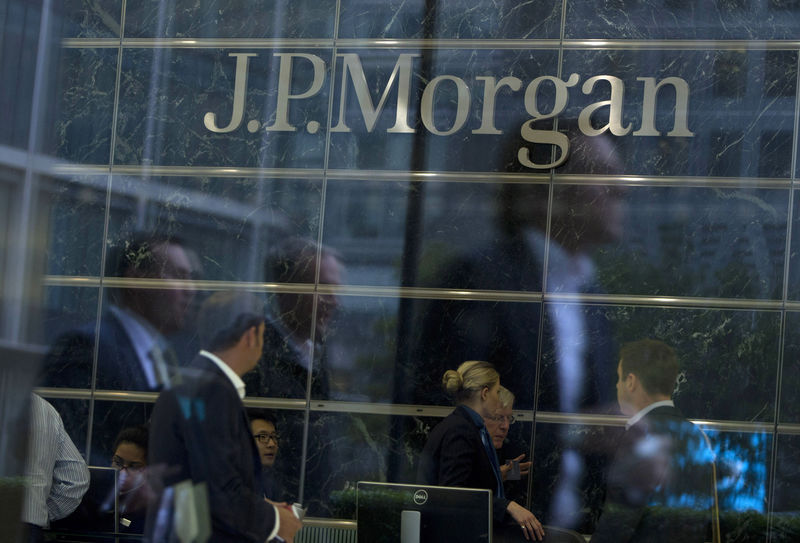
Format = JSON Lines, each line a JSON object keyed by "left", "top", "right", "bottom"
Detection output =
{"left": 565, "top": 0, "right": 800, "bottom": 40}
{"left": 319, "top": 294, "right": 401, "bottom": 403}
{"left": 338, "top": 0, "right": 562, "bottom": 39}
{"left": 0, "top": 1, "right": 39, "bottom": 149}
{"left": 58, "top": 0, "right": 122, "bottom": 38}
{"left": 307, "top": 292, "right": 543, "bottom": 409}
{"left": 36, "top": 286, "right": 100, "bottom": 388}
{"left": 779, "top": 312, "right": 800, "bottom": 423}
{"left": 322, "top": 179, "right": 546, "bottom": 289}
{"left": 537, "top": 305, "right": 781, "bottom": 420}
{"left": 123, "top": 0, "right": 335, "bottom": 39}
{"left": 773, "top": 434, "right": 800, "bottom": 521}
{"left": 560, "top": 48, "right": 796, "bottom": 178}
{"left": 106, "top": 176, "right": 322, "bottom": 282}
{"left": 42, "top": 175, "right": 109, "bottom": 278}
{"left": 785, "top": 193, "right": 800, "bottom": 300}
{"left": 552, "top": 185, "right": 789, "bottom": 299}
{"left": 38, "top": 285, "right": 100, "bottom": 346}
{"left": 114, "top": 48, "right": 330, "bottom": 168}
{"left": 45, "top": 47, "right": 117, "bottom": 164}
{"left": 410, "top": 297, "right": 541, "bottom": 410}
{"left": 328, "top": 48, "right": 560, "bottom": 172}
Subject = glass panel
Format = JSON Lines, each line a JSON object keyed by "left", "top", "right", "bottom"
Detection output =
{"left": 124, "top": 0, "right": 336, "bottom": 39}
{"left": 539, "top": 305, "right": 781, "bottom": 419}
{"left": 57, "top": 0, "right": 122, "bottom": 39}
{"left": 563, "top": 186, "right": 789, "bottom": 299}
{"left": 7, "top": 1, "right": 800, "bottom": 540}
{"left": 114, "top": 48, "right": 331, "bottom": 168}
{"left": 338, "top": 0, "right": 562, "bottom": 39}
{"left": 565, "top": 1, "right": 800, "bottom": 39}
{"left": 560, "top": 49, "right": 797, "bottom": 178}
{"left": 106, "top": 175, "right": 322, "bottom": 283}
{"left": 323, "top": 179, "right": 548, "bottom": 289}
{"left": 328, "top": 48, "right": 561, "bottom": 172}
{"left": 43, "top": 47, "right": 117, "bottom": 163}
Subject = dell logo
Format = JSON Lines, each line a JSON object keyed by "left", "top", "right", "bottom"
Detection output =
{"left": 413, "top": 489, "right": 428, "bottom": 505}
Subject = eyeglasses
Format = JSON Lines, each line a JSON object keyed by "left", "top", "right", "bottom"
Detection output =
{"left": 488, "top": 414, "right": 516, "bottom": 425}
{"left": 253, "top": 432, "right": 280, "bottom": 444}
{"left": 111, "top": 455, "right": 146, "bottom": 471}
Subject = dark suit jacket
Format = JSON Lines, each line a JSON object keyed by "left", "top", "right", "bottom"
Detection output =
{"left": 411, "top": 232, "right": 616, "bottom": 412}
{"left": 417, "top": 405, "right": 510, "bottom": 523}
{"left": 244, "top": 317, "right": 329, "bottom": 399}
{"left": 146, "top": 354, "right": 276, "bottom": 543}
{"left": 590, "top": 405, "right": 715, "bottom": 543}
{"left": 42, "top": 309, "right": 162, "bottom": 392}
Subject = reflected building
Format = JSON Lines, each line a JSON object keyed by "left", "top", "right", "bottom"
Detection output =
{"left": 3, "top": 0, "right": 800, "bottom": 541}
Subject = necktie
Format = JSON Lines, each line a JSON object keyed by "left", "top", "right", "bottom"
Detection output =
{"left": 480, "top": 426, "right": 505, "bottom": 499}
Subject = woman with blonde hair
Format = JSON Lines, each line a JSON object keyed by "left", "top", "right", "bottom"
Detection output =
{"left": 417, "top": 361, "right": 544, "bottom": 541}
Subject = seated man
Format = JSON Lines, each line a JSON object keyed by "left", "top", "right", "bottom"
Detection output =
{"left": 249, "top": 410, "right": 288, "bottom": 502}
{"left": 484, "top": 387, "right": 530, "bottom": 503}
{"left": 591, "top": 339, "right": 715, "bottom": 543}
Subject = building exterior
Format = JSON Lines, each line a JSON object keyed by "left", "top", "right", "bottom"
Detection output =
{"left": 2, "top": 0, "right": 799, "bottom": 540}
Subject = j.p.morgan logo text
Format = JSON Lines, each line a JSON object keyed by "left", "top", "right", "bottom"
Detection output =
{"left": 203, "top": 53, "right": 693, "bottom": 170}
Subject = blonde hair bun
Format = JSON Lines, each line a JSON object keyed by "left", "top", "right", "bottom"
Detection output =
{"left": 441, "top": 361, "right": 499, "bottom": 403}
{"left": 442, "top": 369, "right": 463, "bottom": 396}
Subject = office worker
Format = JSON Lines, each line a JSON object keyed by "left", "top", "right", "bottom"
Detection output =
{"left": 591, "top": 339, "right": 715, "bottom": 543}
{"left": 22, "top": 394, "right": 90, "bottom": 543}
{"left": 147, "top": 291, "right": 302, "bottom": 543}
{"left": 249, "top": 410, "right": 288, "bottom": 502}
{"left": 111, "top": 425, "right": 151, "bottom": 532}
{"left": 417, "top": 361, "right": 544, "bottom": 541}
{"left": 486, "top": 387, "right": 530, "bottom": 478}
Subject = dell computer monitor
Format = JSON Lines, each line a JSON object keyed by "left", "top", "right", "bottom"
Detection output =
{"left": 356, "top": 481, "right": 492, "bottom": 543}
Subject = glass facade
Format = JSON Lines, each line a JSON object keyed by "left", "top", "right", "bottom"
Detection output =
{"left": 3, "top": 0, "right": 800, "bottom": 541}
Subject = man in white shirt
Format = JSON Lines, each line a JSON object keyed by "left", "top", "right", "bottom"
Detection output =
{"left": 591, "top": 339, "right": 715, "bottom": 543}
{"left": 22, "top": 394, "right": 89, "bottom": 542}
{"left": 147, "top": 291, "right": 302, "bottom": 543}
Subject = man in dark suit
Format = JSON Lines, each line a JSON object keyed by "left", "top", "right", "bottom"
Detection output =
{"left": 146, "top": 291, "right": 302, "bottom": 543}
{"left": 409, "top": 134, "right": 626, "bottom": 529}
{"left": 245, "top": 237, "right": 343, "bottom": 400}
{"left": 43, "top": 232, "right": 196, "bottom": 391}
{"left": 591, "top": 339, "right": 715, "bottom": 543}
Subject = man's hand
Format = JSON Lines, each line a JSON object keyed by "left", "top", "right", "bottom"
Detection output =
{"left": 500, "top": 454, "right": 532, "bottom": 480}
{"left": 507, "top": 500, "right": 545, "bottom": 541}
{"left": 266, "top": 499, "right": 303, "bottom": 543}
{"left": 276, "top": 504, "right": 303, "bottom": 543}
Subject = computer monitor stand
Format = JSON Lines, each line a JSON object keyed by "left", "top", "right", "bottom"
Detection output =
{"left": 400, "top": 510, "right": 421, "bottom": 543}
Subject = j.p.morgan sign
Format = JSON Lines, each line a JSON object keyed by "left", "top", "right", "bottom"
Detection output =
{"left": 203, "top": 53, "right": 693, "bottom": 169}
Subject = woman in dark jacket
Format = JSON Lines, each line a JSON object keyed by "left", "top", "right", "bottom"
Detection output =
{"left": 417, "top": 360, "right": 544, "bottom": 541}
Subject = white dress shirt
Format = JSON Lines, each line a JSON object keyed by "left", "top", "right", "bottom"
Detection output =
{"left": 22, "top": 394, "right": 90, "bottom": 527}
{"left": 625, "top": 400, "right": 675, "bottom": 430}
{"left": 197, "top": 350, "right": 281, "bottom": 541}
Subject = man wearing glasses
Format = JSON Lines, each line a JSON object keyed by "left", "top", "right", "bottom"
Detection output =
{"left": 484, "top": 387, "right": 531, "bottom": 504}
{"left": 250, "top": 410, "right": 287, "bottom": 502}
